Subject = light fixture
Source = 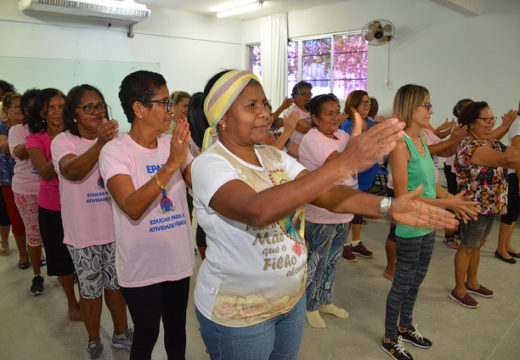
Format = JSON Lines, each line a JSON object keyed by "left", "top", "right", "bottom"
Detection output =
{"left": 216, "top": 0, "right": 264, "bottom": 18}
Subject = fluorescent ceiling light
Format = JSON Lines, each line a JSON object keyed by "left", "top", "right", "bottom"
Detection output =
{"left": 216, "top": 0, "right": 264, "bottom": 18}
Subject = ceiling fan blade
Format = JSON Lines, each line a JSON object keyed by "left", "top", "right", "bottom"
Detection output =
{"left": 368, "top": 21, "right": 381, "bottom": 32}
{"left": 364, "top": 31, "right": 375, "bottom": 42}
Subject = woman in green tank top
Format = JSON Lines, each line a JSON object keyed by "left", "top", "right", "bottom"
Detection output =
{"left": 381, "top": 84, "right": 478, "bottom": 360}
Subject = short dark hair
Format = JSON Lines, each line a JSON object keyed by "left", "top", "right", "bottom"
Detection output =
{"left": 0, "top": 80, "right": 16, "bottom": 94}
{"left": 306, "top": 93, "right": 339, "bottom": 126}
{"left": 20, "top": 89, "right": 40, "bottom": 121}
{"left": 26, "top": 88, "right": 65, "bottom": 134}
{"left": 452, "top": 98, "right": 473, "bottom": 118}
{"left": 187, "top": 92, "right": 208, "bottom": 149}
{"left": 63, "top": 84, "right": 107, "bottom": 137}
{"left": 119, "top": 70, "right": 166, "bottom": 123}
{"left": 458, "top": 101, "right": 489, "bottom": 127}
{"left": 291, "top": 81, "right": 312, "bottom": 98}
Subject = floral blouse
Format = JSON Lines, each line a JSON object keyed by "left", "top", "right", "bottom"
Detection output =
{"left": 455, "top": 136, "right": 508, "bottom": 216}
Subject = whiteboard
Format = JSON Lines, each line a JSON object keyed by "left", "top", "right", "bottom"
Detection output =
{"left": 0, "top": 56, "right": 160, "bottom": 132}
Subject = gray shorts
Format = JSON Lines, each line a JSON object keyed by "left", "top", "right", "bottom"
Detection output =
{"left": 67, "top": 242, "right": 119, "bottom": 299}
{"left": 460, "top": 215, "right": 496, "bottom": 248}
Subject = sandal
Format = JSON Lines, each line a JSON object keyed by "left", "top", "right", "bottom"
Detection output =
{"left": 18, "top": 261, "right": 30, "bottom": 270}
{"left": 444, "top": 236, "right": 459, "bottom": 249}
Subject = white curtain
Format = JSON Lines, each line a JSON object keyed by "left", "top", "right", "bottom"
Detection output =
{"left": 260, "top": 12, "right": 288, "bottom": 110}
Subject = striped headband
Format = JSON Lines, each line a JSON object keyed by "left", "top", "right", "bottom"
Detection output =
{"left": 201, "top": 70, "right": 258, "bottom": 151}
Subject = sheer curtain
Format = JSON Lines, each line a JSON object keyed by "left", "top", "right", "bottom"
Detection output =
{"left": 260, "top": 12, "right": 288, "bottom": 110}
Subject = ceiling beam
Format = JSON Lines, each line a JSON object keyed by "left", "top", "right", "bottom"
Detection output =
{"left": 428, "top": 0, "right": 481, "bottom": 15}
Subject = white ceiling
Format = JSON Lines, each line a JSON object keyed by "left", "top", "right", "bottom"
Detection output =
{"left": 138, "top": 0, "right": 347, "bottom": 20}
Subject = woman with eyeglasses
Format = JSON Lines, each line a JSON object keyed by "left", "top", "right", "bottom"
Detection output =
{"left": 26, "top": 88, "right": 81, "bottom": 321}
{"left": 0, "top": 92, "right": 30, "bottom": 269}
{"left": 339, "top": 90, "right": 377, "bottom": 261}
{"left": 99, "top": 70, "right": 194, "bottom": 360}
{"left": 284, "top": 81, "right": 313, "bottom": 149}
{"left": 191, "top": 70, "right": 459, "bottom": 360}
{"left": 51, "top": 84, "right": 132, "bottom": 359}
{"left": 382, "top": 84, "right": 478, "bottom": 360}
{"left": 450, "top": 102, "right": 520, "bottom": 309}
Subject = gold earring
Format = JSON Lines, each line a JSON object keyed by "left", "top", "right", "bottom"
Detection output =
{"left": 220, "top": 122, "right": 226, "bottom": 131}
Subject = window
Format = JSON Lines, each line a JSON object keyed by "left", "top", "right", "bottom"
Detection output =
{"left": 248, "top": 33, "right": 367, "bottom": 100}
{"left": 248, "top": 44, "right": 262, "bottom": 82}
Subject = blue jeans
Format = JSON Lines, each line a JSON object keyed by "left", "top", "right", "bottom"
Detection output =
{"left": 304, "top": 221, "right": 349, "bottom": 311}
{"left": 196, "top": 294, "right": 305, "bottom": 360}
{"left": 384, "top": 231, "right": 435, "bottom": 340}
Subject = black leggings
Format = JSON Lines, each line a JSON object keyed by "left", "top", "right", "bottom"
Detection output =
{"left": 120, "top": 277, "right": 190, "bottom": 360}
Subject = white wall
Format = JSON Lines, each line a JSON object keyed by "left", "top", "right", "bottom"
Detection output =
{"left": 0, "top": 1, "right": 244, "bottom": 130}
{"left": 242, "top": 0, "right": 520, "bottom": 127}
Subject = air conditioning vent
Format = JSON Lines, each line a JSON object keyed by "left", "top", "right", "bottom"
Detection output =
{"left": 19, "top": 0, "right": 151, "bottom": 23}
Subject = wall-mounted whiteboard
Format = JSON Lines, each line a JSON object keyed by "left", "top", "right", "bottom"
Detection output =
{"left": 0, "top": 56, "right": 160, "bottom": 132}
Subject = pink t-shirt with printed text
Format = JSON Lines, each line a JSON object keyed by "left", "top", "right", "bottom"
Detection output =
{"left": 25, "top": 130, "right": 60, "bottom": 210}
{"left": 99, "top": 133, "right": 195, "bottom": 288}
{"left": 51, "top": 131, "right": 115, "bottom": 249}
{"left": 8, "top": 124, "right": 40, "bottom": 195}
{"left": 299, "top": 128, "right": 357, "bottom": 224}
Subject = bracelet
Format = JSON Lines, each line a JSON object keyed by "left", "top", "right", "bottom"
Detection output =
{"left": 154, "top": 173, "right": 168, "bottom": 190}
{"left": 380, "top": 197, "right": 392, "bottom": 221}
{"left": 445, "top": 193, "right": 452, "bottom": 199}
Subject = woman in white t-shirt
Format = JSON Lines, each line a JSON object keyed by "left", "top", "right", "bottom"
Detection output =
{"left": 191, "top": 70, "right": 459, "bottom": 360}
{"left": 99, "top": 71, "right": 194, "bottom": 360}
{"left": 298, "top": 93, "right": 357, "bottom": 328}
{"left": 52, "top": 84, "right": 132, "bottom": 359}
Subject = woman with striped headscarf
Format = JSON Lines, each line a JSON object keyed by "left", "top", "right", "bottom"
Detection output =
{"left": 190, "top": 70, "right": 459, "bottom": 360}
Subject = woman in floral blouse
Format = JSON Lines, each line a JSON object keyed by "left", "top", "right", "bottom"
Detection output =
{"left": 450, "top": 101, "right": 520, "bottom": 309}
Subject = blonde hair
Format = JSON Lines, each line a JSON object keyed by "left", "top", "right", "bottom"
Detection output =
{"left": 392, "top": 84, "right": 429, "bottom": 127}
{"left": 171, "top": 91, "right": 190, "bottom": 104}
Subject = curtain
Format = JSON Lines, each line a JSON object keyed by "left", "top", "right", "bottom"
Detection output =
{"left": 260, "top": 12, "right": 288, "bottom": 110}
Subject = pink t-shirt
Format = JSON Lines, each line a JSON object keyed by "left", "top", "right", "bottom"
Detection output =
{"left": 298, "top": 128, "right": 356, "bottom": 224}
{"left": 51, "top": 131, "right": 115, "bottom": 249}
{"left": 26, "top": 130, "right": 60, "bottom": 210}
{"left": 99, "top": 133, "right": 195, "bottom": 288}
{"left": 285, "top": 105, "right": 311, "bottom": 145}
{"left": 8, "top": 124, "right": 40, "bottom": 195}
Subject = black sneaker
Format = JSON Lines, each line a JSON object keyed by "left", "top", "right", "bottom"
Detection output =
{"left": 30, "top": 275, "right": 44, "bottom": 296}
{"left": 398, "top": 325, "right": 432, "bottom": 349}
{"left": 381, "top": 336, "right": 413, "bottom": 360}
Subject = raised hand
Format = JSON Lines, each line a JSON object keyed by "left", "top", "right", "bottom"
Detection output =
{"left": 449, "top": 123, "right": 468, "bottom": 143}
{"left": 283, "top": 111, "right": 299, "bottom": 135}
{"left": 350, "top": 106, "right": 363, "bottom": 136}
{"left": 167, "top": 118, "right": 190, "bottom": 169}
{"left": 340, "top": 118, "right": 405, "bottom": 174}
{"left": 445, "top": 191, "right": 479, "bottom": 223}
{"left": 279, "top": 97, "right": 294, "bottom": 111}
{"left": 390, "top": 185, "right": 459, "bottom": 230}
{"left": 96, "top": 118, "right": 119, "bottom": 146}
{"left": 502, "top": 109, "right": 518, "bottom": 127}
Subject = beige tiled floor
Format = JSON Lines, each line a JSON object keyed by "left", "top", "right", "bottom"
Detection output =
{"left": 1, "top": 218, "right": 519, "bottom": 359}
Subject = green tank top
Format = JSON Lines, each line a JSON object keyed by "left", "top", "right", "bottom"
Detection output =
{"left": 395, "top": 134, "right": 437, "bottom": 238}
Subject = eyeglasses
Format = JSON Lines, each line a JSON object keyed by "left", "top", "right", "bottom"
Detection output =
{"left": 298, "top": 91, "right": 313, "bottom": 97}
{"left": 77, "top": 103, "right": 106, "bottom": 114}
{"left": 477, "top": 116, "right": 497, "bottom": 123}
{"left": 146, "top": 99, "right": 174, "bottom": 112}
{"left": 360, "top": 100, "right": 371, "bottom": 106}
{"left": 7, "top": 105, "right": 21, "bottom": 109}
{"left": 423, "top": 102, "right": 433, "bottom": 111}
